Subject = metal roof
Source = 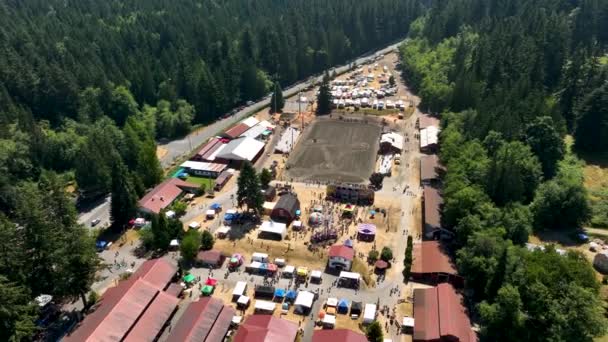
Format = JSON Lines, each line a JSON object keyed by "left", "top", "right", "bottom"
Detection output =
{"left": 423, "top": 186, "right": 443, "bottom": 230}
{"left": 123, "top": 291, "right": 179, "bottom": 342}
{"left": 411, "top": 241, "right": 457, "bottom": 275}
{"left": 166, "top": 297, "right": 234, "bottom": 342}
{"left": 413, "top": 283, "right": 476, "bottom": 342}
{"left": 138, "top": 178, "right": 198, "bottom": 214}
{"left": 181, "top": 161, "right": 228, "bottom": 173}
{"left": 420, "top": 154, "right": 441, "bottom": 182}
{"left": 216, "top": 137, "right": 265, "bottom": 161}
{"left": 131, "top": 258, "right": 178, "bottom": 291}
{"left": 328, "top": 245, "right": 354, "bottom": 260}
{"left": 224, "top": 123, "right": 251, "bottom": 139}
{"left": 233, "top": 315, "right": 298, "bottom": 342}
{"left": 419, "top": 114, "right": 440, "bottom": 129}
{"left": 420, "top": 126, "right": 439, "bottom": 148}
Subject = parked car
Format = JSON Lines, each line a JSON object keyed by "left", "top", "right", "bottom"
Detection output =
{"left": 91, "top": 218, "right": 101, "bottom": 227}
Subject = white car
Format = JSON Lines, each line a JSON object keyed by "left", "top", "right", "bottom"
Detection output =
{"left": 91, "top": 218, "right": 101, "bottom": 227}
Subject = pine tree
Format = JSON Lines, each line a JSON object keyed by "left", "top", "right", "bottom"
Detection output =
{"left": 237, "top": 162, "right": 264, "bottom": 214}
{"left": 152, "top": 211, "right": 171, "bottom": 250}
{"left": 316, "top": 72, "right": 332, "bottom": 115}
{"left": 259, "top": 168, "right": 272, "bottom": 188}
{"left": 366, "top": 321, "right": 384, "bottom": 342}
{"left": 110, "top": 159, "right": 138, "bottom": 228}
{"left": 270, "top": 81, "right": 285, "bottom": 113}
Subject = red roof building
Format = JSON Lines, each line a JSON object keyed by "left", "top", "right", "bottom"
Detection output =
{"left": 223, "top": 123, "right": 251, "bottom": 139}
{"left": 413, "top": 283, "right": 476, "bottom": 342}
{"left": 420, "top": 154, "right": 442, "bottom": 185}
{"left": 418, "top": 114, "right": 440, "bottom": 129}
{"left": 138, "top": 178, "right": 199, "bottom": 214}
{"left": 63, "top": 259, "right": 178, "bottom": 342}
{"left": 233, "top": 315, "right": 298, "bottom": 342}
{"left": 328, "top": 245, "right": 355, "bottom": 260}
{"left": 312, "top": 329, "right": 367, "bottom": 342}
{"left": 193, "top": 138, "right": 225, "bottom": 161}
{"left": 166, "top": 297, "right": 235, "bottom": 342}
{"left": 422, "top": 186, "right": 445, "bottom": 239}
{"left": 411, "top": 241, "right": 462, "bottom": 287}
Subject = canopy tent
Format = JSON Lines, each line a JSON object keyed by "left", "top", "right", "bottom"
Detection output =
{"left": 259, "top": 221, "right": 287, "bottom": 240}
{"left": 274, "top": 288, "right": 286, "bottom": 298}
{"left": 205, "top": 209, "right": 216, "bottom": 218}
{"left": 210, "top": 203, "right": 222, "bottom": 210}
{"left": 201, "top": 285, "right": 214, "bottom": 296}
{"left": 216, "top": 226, "right": 231, "bottom": 237}
{"left": 402, "top": 317, "right": 415, "bottom": 329}
{"left": 286, "top": 290, "right": 297, "bottom": 301}
{"left": 322, "top": 314, "right": 336, "bottom": 327}
{"left": 205, "top": 278, "right": 218, "bottom": 286}
{"left": 254, "top": 300, "right": 275, "bottom": 313}
{"left": 232, "top": 281, "right": 247, "bottom": 301}
{"left": 326, "top": 298, "right": 338, "bottom": 307}
{"left": 169, "top": 239, "right": 179, "bottom": 247}
{"left": 274, "top": 258, "right": 286, "bottom": 267}
{"left": 229, "top": 253, "right": 244, "bottom": 267}
{"left": 311, "top": 270, "right": 322, "bottom": 283}
{"left": 357, "top": 223, "right": 377, "bottom": 242}
{"left": 283, "top": 265, "right": 295, "bottom": 277}
{"left": 296, "top": 267, "right": 309, "bottom": 278}
{"left": 339, "top": 271, "right": 361, "bottom": 280}
{"left": 326, "top": 306, "right": 336, "bottom": 315}
{"left": 363, "top": 304, "right": 377, "bottom": 324}
{"left": 237, "top": 295, "right": 250, "bottom": 307}
{"left": 183, "top": 274, "right": 196, "bottom": 283}
{"left": 96, "top": 241, "right": 108, "bottom": 250}
{"left": 188, "top": 221, "right": 201, "bottom": 229}
{"left": 251, "top": 252, "right": 269, "bottom": 262}
{"left": 308, "top": 212, "right": 323, "bottom": 226}
{"left": 351, "top": 301, "right": 363, "bottom": 315}
{"left": 255, "top": 285, "right": 275, "bottom": 299}
{"left": 294, "top": 291, "right": 315, "bottom": 314}
{"left": 292, "top": 220, "right": 303, "bottom": 230}
{"left": 337, "top": 299, "right": 349, "bottom": 314}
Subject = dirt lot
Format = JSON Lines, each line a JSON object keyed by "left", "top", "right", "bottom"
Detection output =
{"left": 285, "top": 119, "right": 382, "bottom": 183}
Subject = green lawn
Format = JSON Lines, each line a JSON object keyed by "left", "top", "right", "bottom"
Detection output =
{"left": 185, "top": 176, "right": 215, "bottom": 190}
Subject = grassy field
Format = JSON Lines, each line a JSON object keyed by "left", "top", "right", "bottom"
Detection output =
{"left": 185, "top": 176, "right": 214, "bottom": 189}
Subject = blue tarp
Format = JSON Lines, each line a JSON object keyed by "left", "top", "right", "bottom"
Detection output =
{"left": 171, "top": 168, "right": 186, "bottom": 178}
{"left": 295, "top": 210, "right": 301, "bottom": 216}
{"left": 286, "top": 290, "right": 297, "bottom": 299}
{"left": 344, "top": 239, "right": 353, "bottom": 248}
{"left": 224, "top": 213, "right": 236, "bottom": 221}
{"left": 95, "top": 241, "right": 107, "bottom": 250}
{"left": 274, "top": 288, "right": 286, "bottom": 297}
{"left": 338, "top": 299, "right": 349, "bottom": 309}
{"left": 210, "top": 203, "right": 222, "bottom": 210}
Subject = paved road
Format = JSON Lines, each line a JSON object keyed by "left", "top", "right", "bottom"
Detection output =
{"left": 158, "top": 40, "right": 405, "bottom": 168}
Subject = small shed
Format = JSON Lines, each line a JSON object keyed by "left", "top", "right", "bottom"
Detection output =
{"left": 363, "top": 304, "right": 377, "bottom": 324}
{"left": 232, "top": 281, "right": 247, "bottom": 302}
{"left": 294, "top": 291, "right": 315, "bottom": 315}
{"left": 196, "top": 250, "right": 224, "bottom": 269}
{"left": 271, "top": 193, "right": 300, "bottom": 223}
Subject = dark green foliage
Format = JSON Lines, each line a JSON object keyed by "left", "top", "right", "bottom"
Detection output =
{"left": 200, "top": 230, "right": 215, "bottom": 251}
{"left": 531, "top": 155, "right": 591, "bottom": 231}
{"left": 380, "top": 247, "right": 393, "bottom": 262}
{"left": 524, "top": 116, "right": 565, "bottom": 179}
{"left": 368, "top": 250, "right": 379, "bottom": 263}
{"left": 402, "top": 236, "right": 413, "bottom": 282}
{"left": 389, "top": 75, "right": 396, "bottom": 87}
{"left": 151, "top": 212, "right": 171, "bottom": 250}
{"left": 110, "top": 159, "right": 138, "bottom": 228}
{"left": 259, "top": 168, "right": 272, "bottom": 189}
{"left": 574, "top": 82, "right": 608, "bottom": 153}
{"left": 0, "top": 276, "right": 37, "bottom": 342}
{"left": 236, "top": 162, "right": 264, "bottom": 214}
{"left": 270, "top": 82, "right": 285, "bottom": 113}
{"left": 316, "top": 72, "right": 332, "bottom": 115}
{"left": 180, "top": 230, "right": 201, "bottom": 262}
{"left": 366, "top": 321, "right": 384, "bottom": 342}
{"left": 369, "top": 172, "right": 385, "bottom": 189}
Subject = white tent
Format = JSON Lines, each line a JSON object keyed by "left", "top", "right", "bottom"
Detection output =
{"left": 188, "top": 221, "right": 201, "bottom": 229}
{"left": 326, "top": 298, "right": 338, "bottom": 307}
{"left": 295, "top": 291, "right": 315, "bottom": 314}
{"left": 283, "top": 265, "right": 295, "bottom": 277}
{"left": 232, "top": 281, "right": 247, "bottom": 300}
{"left": 322, "top": 314, "right": 336, "bottom": 327}
{"left": 259, "top": 221, "right": 287, "bottom": 240}
{"left": 402, "top": 317, "right": 415, "bottom": 329}
{"left": 216, "top": 226, "right": 231, "bottom": 236}
{"left": 363, "top": 304, "right": 377, "bottom": 324}
{"left": 216, "top": 137, "right": 265, "bottom": 161}
{"left": 339, "top": 271, "right": 361, "bottom": 281}
{"left": 380, "top": 132, "right": 404, "bottom": 151}
{"left": 165, "top": 210, "right": 176, "bottom": 218}
{"left": 254, "top": 300, "right": 275, "bottom": 313}
{"left": 206, "top": 209, "right": 216, "bottom": 218}
{"left": 241, "top": 116, "right": 260, "bottom": 128}
{"left": 420, "top": 126, "right": 439, "bottom": 149}
{"left": 251, "top": 252, "right": 269, "bottom": 262}
{"left": 275, "top": 258, "right": 286, "bottom": 267}
{"left": 311, "top": 270, "right": 323, "bottom": 280}
{"left": 275, "top": 127, "right": 301, "bottom": 154}
{"left": 169, "top": 239, "right": 179, "bottom": 247}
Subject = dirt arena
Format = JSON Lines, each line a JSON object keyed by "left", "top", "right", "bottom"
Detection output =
{"left": 285, "top": 119, "right": 381, "bottom": 183}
